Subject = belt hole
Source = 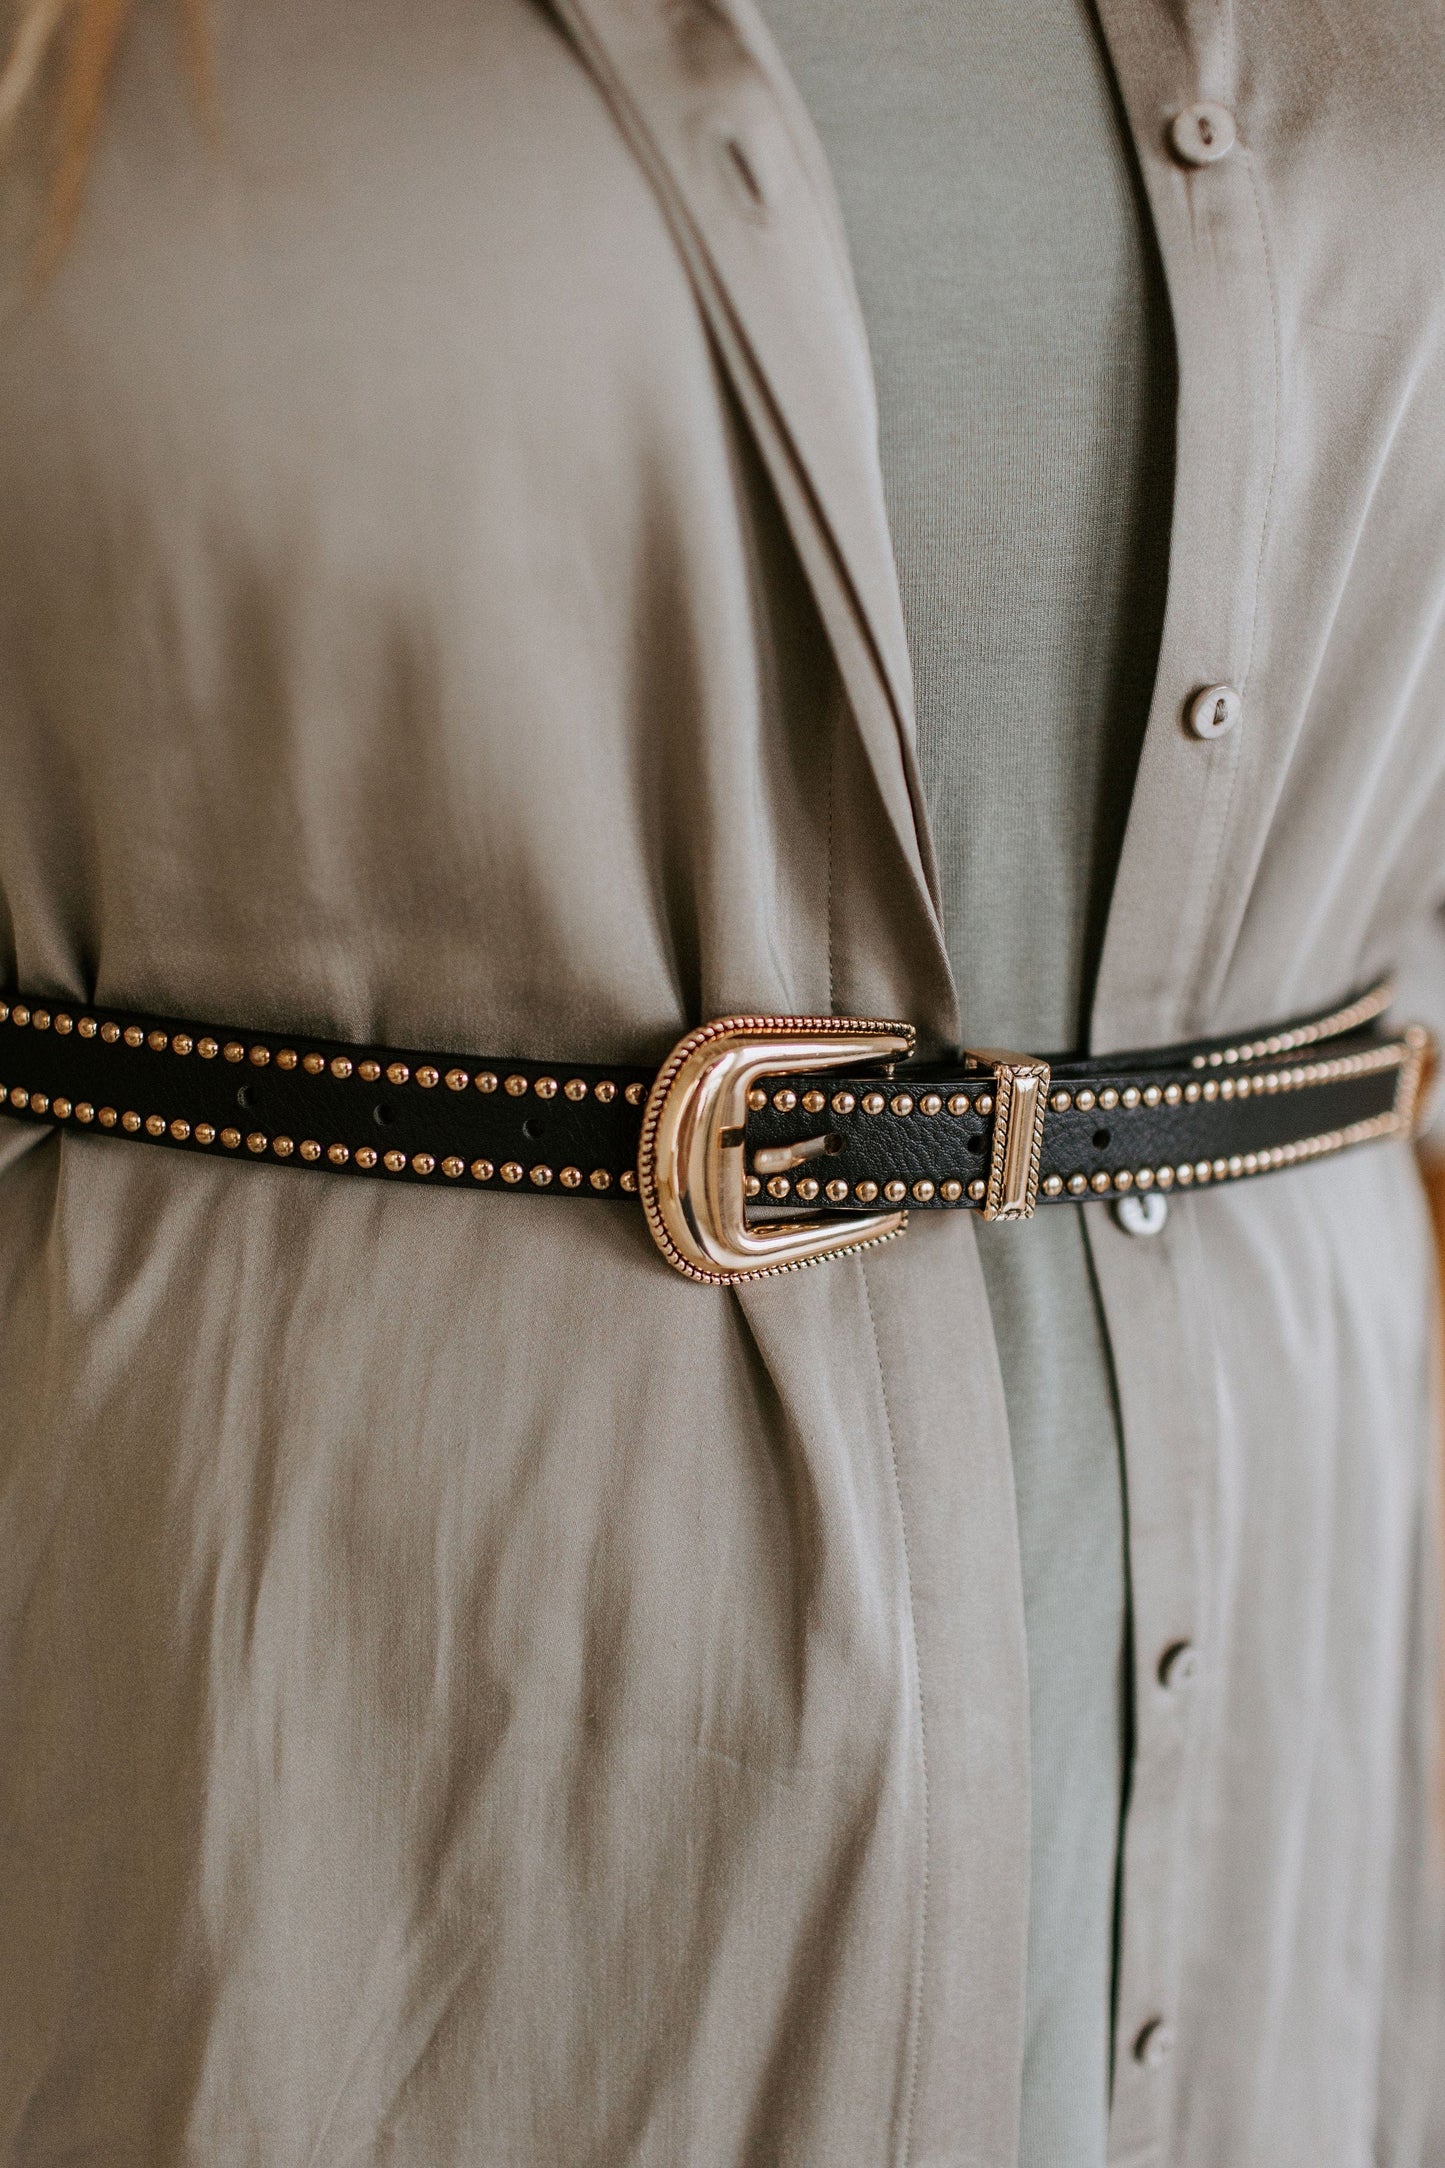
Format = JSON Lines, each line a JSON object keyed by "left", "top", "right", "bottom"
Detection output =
{"left": 236, "top": 1083, "right": 257, "bottom": 1108}
{"left": 372, "top": 1103, "right": 396, "bottom": 1126}
{"left": 523, "top": 1115, "right": 545, "bottom": 1141}
{"left": 968, "top": 1133, "right": 986, "bottom": 1155}
{"left": 1092, "top": 1127, "right": 1111, "bottom": 1150}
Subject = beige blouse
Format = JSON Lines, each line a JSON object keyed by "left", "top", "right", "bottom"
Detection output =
{"left": 0, "top": 2, "right": 1442, "bottom": 2163}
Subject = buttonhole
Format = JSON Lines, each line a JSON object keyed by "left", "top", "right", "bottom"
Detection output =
{"left": 372, "top": 1103, "right": 395, "bottom": 1127}
{"left": 1092, "top": 1127, "right": 1111, "bottom": 1151}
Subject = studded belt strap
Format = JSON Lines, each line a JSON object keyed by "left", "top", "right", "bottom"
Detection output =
{"left": 0, "top": 981, "right": 1432, "bottom": 1285}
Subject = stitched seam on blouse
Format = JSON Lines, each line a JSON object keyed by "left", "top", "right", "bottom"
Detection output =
{"left": 1188, "top": 145, "right": 1282, "bottom": 1024}
{"left": 862, "top": 1258, "right": 929, "bottom": 2167}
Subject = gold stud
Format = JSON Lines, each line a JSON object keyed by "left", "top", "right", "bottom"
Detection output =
{"left": 171, "top": 1033, "right": 194, "bottom": 1056}
{"left": 78, "top": 1017, "right": 98, "bottom": 1038}
{"left": 1219, "top": 1077, "right": 1235, "bottom": 1100}
{"left": 1067, "top": 1174, "right": 1088, "bottom": 1196}
{"left": 274, "top": 1136, "right": 296, "bottom": 1159}
{"left": 303, "top": 1053, "right": 326, "bottom": 1075}
{"left": 1041, "top": 1174, "right": 1064, "bottom": 1197}
{"left": 826, "top": 1178, "right": 850, "bottom": 1202}
{"left": 976, "top": 1093, "right": 995, "bottom": 1116}
{"left": 1183, "top": 1080, "right": 1200, "bottom": 1102}
{"left": 1174, "top": 1163, "right": 1193, "bottom": 1185}
{"left": 220, "top": 1126, "right": 241, "bottom": 1148}
{"left": 589, "top": 1168, "right": 611, "bottom": 1190}
{"left": 747, "top": 1087, "right": 769, "bottom": 1111}
{"left": 243, "top": 1046, "right": 268, "bottom": 1068}
{"left": 445, "top": 1068, "right": 470, "bottom": 1092}
{"left": 940, "top": 1179, "right": 964, "bottom": 1201}
{"left": 1090, "top": 1170, "right": 1110, "bottom": 1193}
{"left": 356, "top": 1059, "right": 381, "bottom": 1082}
{"left": 386, "top": 1063, "right": 411, "bottom": 1085}
{"left": 77, "top": 1103, "right": 96, "bottom": 1124}
{"left": 948, "top": 1092, "right": 970, "bottom": 1115}
{"left": 920, "top": 1092, "right": 943, "bottom": 1116}
{"left": 100, "top": 1020, "right": 120, "bottom": 1043}
{"left": 1202, "top": 1079, "right": 1219, "bottom": 1101}
{"left": 501, "top": 1161, "right": 524, "bottom": 1183}
{"left": 1121, "top": 1087, "right": 1141, "bottom": 1109}
{"left": 144, "top": 1029, "right": 166, "bottom": 1052}
{"left": 413, "top": 1153, "right": 437, "bottom": 1176}
{"left": 767, "top": 1173, "right": 792, "bottom": 1200}
{"left": 123, "top": 1026, "right": 145, "bottom": 1049}
{"left": 1143, "top": 1085, "right": 1162, "bottom": 1107}
{"left": 11, "top": 1005, "right": 31, "bottom": 1027}
{"left": 796, "top": 1176, "right": 821, "bottom": 1202}
{"left": 890, "top": 1093, "right": 914, "bottom": 1118}
{"left": 773, "top": 1088, "right": 798, "bottom": 1112}
{"left": 299, "top": 1139, "right": 321, "bottom": 1161}
{"left": 529, "top": 1164, "right": 552, "bottom": 1186}
{"left": 1051, "top": 1089, "right": 1073, "bottom": 1112}
{"left": 28, "top": 1092, "right": 48, "bottom": 1113}
{"left": 53, "top": 1097, "right": 73, "bottom": 1120}
{"left": 532, "top": 1076, "right": 558, "bottom": 1099}
{"left": 882, "top": 1179, "right": 906, "bottom": 1203}
{"left": 145, "top": 1114, "right": 166, "bottom": 1137}
{"left": 1115, "top": 1169, "right": 1134, "bottom": 1190}
{"left": 1242, "top": 1152, "right": 1258, "bottom": 1175}
{"left": 565, "top": 1079, "right": 588, "bottom": 1102}
{"left": 619, "top": 1170, "right": 638, "bottom": 1194}
{"left": 1075, "top": 1088, "right": 1096, "bottom": 1111}
{"left": 353, "top": 1144, "right": 377, "bottom": 1167}
{"left": 197, "top": 1037, "right": 218, "bottom": 1058}
{"left": 855, "top": 1179, "right": 879, "bottom": 1203}
{"left": 54, "top": 1013, "right": 73, "bottom": 1034}
{"left": 861, "top": 1091, "right": 886, "bottom": 1115}
{"left": 911, "top": 1179, "right": 935, "bottom": 1202}
{"left": 121, "top": 1110, "right": 142, "bottom": 1132}
{"left": 327, "top": 1142, "right": 349, "bottom": 1165}
{"left": 416, "top": 1067, "right": 439, "bottom": 1089}
{"left": 624, "top": 1082, "right": 646, "bottom": 1106}
{"left": 0, "top": 998, "right": 8, "bottom": 1020}
{"left": 32, "top": 1009, "right": 51, "bottom": 1030}
{"left": 1227, "top": 1154, "right": 1243, "bottom": 1178}
{"left": 968, "top": 1178, "right": 986, "bottom": 1202}
{"left": 1135, "top": 1167, "right": 1155, "bottom": 1189}
{"left": 504, "top": 1075, "right": 527, "bottom": 1097}
{"left": 831, "top": 1090, "right": 857, "bottom": 1114}
{"left": 802, "top": 1090, "right": 828, "bottom": 1114}
{"left": 330, "top": 1056, "right": 354, "bottom": 1080}
{"left": 594, "top": 1080, "right": 617, "bottom": 1104}
{"left": 1156, "top": 1166, "right": 1174, "bottom": 1189}
{"left": 194, "top": 1121, "right": 215, "bottom": 1144}
{"left": 222, "top": 1041, "right": 244, "bottom": 1063}
{"left": 745, "top": 1174, "right": 762, "bottom": 1198}
{"left": 471, "top": 1158, "right": 495, "bottom": 1181}
{"left": 442, "top": 1155, "right": 465, "bottom": 1177}
{"left": 98, "top": 1105, "right": 118, "bottom": 1126}
{"left": 1099, "top": 1087, "right": 1119, "bottom": 1110}
{"left": 383, "top": 1149, "right": 407, "bottom": 1173}
{"left": 277, "top": 1049, "right": 300, "bottom": 1071}
{"left": 243, "top": 1131, "right": 266, "bottom": 1153}
{"left": 559, "top": 1165, "right": 582, "bottom": 1188}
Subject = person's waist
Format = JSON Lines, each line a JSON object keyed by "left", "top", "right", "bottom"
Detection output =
{"left": 0, "top": 979, "right": 1432, "bottom": 1283}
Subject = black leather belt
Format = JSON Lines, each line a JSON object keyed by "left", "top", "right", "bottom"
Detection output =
{"left": 0, "top": 981, "right": 1432, "bottom": 1284}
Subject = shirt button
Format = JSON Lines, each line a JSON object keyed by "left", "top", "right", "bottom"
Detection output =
{"left": 1187, "top": 683, "right": 1242, "bottom": 739}
{"left": 1169, "top": 102, "right": 1237, "bottom": 166}
{"left": 1133, "top": 2017, "right": 1177, "bottom": 2068}
{"left": 1114, "top": 1191, "right": 1169, "bottom": 1238}
{"left": 1158, "top": 1640, "right": 1200, "bottom": 1691}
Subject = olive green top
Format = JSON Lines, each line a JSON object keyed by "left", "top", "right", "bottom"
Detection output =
{"left": 753, "top": 3, "right": 1175, "bottom": 2159}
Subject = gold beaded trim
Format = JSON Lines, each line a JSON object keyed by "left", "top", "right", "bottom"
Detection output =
{"left": 747, "top": 1036, "right": 1422, "bottom": 1207}
{"left": 1185, "top": 979, "right": 1393, "bottom": 1068}
{"left": 0, "top": 1001, "right": 641, "bottom": 1195}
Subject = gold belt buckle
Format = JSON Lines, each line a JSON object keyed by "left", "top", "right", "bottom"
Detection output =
{"left": 964, "top": 1050, "right": 1051, "bottom": 1221}
{"left": 637, "top": 1014, "right": 915, "bottom": 1284}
